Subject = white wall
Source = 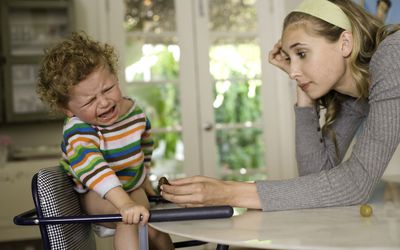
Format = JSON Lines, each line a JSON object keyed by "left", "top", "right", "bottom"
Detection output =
{"left": 73, "top": 0, "right": 109, "bottom": 42}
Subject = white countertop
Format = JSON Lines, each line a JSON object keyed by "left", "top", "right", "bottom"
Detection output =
{"left": 150, "top": 177, "right": 400, "bottom": 250}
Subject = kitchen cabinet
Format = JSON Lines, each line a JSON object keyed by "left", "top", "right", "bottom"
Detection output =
{"left": 0, "top": 0, "right": 74, "bottom": 123}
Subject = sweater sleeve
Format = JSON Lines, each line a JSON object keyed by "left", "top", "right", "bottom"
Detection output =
{"left": 63, "top": 118, "right": 121, "bottom": 197}
{"left": 256, "top": 31, "right": 400, "bottom": 211}
{"left": 295, "top": 96, "right": 368, "bottom": 176}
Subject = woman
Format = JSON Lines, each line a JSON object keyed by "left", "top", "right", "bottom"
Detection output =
{"left": 161, "top": 0, "right": 400, "bottom": 211}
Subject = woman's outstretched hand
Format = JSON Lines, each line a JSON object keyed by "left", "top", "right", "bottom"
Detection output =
{"left": 268, "top": 39, "right": 290, "bottom": 74}
{"left": 160, "top": 176, "right": 229, "bottom": 207}
{"left": 160, "top": 176, "right": 262, "bottom": 209}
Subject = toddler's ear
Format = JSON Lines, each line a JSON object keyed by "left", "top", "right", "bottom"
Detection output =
{"left": 340, "top": 31, "right": 353, "bottom": 58}
{"left": 63, "top": 108, "right": 74, "bottom": 117}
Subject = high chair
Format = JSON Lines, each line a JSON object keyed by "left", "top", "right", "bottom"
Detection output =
{"left": 14, "top": 166, "right": 232, "bottom": 250}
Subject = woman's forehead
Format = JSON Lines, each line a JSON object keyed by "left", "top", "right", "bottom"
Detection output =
{"left": 283, "top": 21, "right": 316, "bottom": 37}
{"left": 282, "top": 22, "right": 323, "bottom": 44}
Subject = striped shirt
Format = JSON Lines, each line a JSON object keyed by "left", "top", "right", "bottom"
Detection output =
{"left": 60, "top": 101, "right": 153, "bottom": 197}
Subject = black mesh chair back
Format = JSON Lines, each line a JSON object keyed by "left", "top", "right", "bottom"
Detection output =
{"left": 33, "top": 166, "right": 96, "bottom": 250}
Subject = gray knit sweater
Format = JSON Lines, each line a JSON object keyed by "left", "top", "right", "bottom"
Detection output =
{"left": 256, "top": 31, "right": 400, "bottom": 211}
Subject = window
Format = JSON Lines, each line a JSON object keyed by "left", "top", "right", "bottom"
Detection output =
{"left": 107, "top": 0, "right": 298, "bottom": 185}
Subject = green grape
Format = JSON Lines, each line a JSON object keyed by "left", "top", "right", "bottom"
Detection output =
{"left": 360, "top": 204, "right": 373, "bottom": 217}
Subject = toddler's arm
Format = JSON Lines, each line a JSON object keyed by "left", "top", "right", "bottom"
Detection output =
{"left": 105, "top": 186, "right": 149, "bottom": 224}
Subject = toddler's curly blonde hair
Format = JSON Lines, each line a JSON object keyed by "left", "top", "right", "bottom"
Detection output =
{"left": 36, "top": 31, "right": 119, "bottom": 113}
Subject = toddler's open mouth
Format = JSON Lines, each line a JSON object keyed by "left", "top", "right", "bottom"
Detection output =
{"left": 99, "top": 105, "right": 116, "bottom": 119}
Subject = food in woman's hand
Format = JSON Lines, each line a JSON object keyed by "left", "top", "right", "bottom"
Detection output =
{"left": 360, "top": 204, "right": 373, "bottom": 217}
{"left": 157, "top": 176, "right": 170, "bottom": 193}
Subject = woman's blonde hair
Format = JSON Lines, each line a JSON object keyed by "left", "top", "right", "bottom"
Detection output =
{"left": 283, "top": 0, "right": 400, "bottom": 154}
{"left": 36, "top": 31, "right": 119, "bottom": 113}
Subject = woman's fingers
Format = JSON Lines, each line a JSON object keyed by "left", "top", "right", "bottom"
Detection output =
{"left": 161, "top": 182, "right": 202, "bottom": 195}
{"left": 268, "top": 40, "right": 290, "bottom": 74}
{"left": 168, "top": 175, "right": 209, "bottom": 185}
{"left": 269, "top": 49, "right": 285, "bottom": 64}
{"left": 161, "top": 177, "right": 227, "bottom": 206}
{"left": 161, "top": 191, "right": 204, "bottom": 205}
{"left": 268, "top": 47, "right": 281, "bottom": 63}
{"left": 268, "top": 41, "right": 282, "bottom": 60}
{"left": 161, "top": 181, "right": 210, "bottom": 205}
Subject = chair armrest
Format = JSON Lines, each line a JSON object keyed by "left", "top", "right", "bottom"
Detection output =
{"left": 13, "top": 209, "right": 38, "bottom": 225}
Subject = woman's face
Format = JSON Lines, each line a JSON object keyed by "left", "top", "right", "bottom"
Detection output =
{"left": 280, "top": 23, "right": 349, "bottom": 99}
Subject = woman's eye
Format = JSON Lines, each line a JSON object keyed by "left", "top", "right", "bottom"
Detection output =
{"left": 297, "top": 52, "right": 306, "bottom": 58}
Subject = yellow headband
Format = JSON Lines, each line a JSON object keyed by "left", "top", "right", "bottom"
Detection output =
{"left": 293, "top": 0, "right": 352, "bottom": 31}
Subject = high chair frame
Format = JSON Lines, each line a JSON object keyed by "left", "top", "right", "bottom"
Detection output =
{"left": 14, "top": 166, "right": 232, "bottom": 250}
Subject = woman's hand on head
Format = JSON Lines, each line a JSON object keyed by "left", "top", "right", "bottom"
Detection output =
{"left": 160, "top": 176, "right": 230, "bottom": 207}
{"left": 269, "top": 40, "right": 315, "bottom": 107}
{"left": 268, "top": 40, "right": 290, "bottom": 74}
{"left": 296, "top": 85, "right": 315, "bottom": 107}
